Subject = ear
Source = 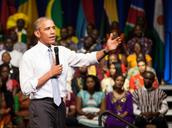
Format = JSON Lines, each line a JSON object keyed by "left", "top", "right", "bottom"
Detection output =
{"left": 34, "top": 30, "right": 40, "bottom": 38}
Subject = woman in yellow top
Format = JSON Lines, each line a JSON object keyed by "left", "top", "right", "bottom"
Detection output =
{"left": 127, "top": 42, "right": 152, "bottom": 69}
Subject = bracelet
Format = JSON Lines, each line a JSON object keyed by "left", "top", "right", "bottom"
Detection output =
{"left": 103, "top": 49, "right": 109, "bottom": 55}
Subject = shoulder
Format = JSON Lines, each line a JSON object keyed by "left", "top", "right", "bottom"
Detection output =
{"left": 96, "top": 91, "right": 105, "bottom": 96}
{"left": 77, "top": 90, "right": 86, "bottom": 96}
{"left": 106, "top": 92, "right": 113, "bottom": 98}
{"left": 57, "top": 45, "right": 75, "bottom": 55}
{"left": 127, "top": 54, "right": 136, "bottom": 60}
{"left": 11, "top": 50, "right": 23, "bottom": 56}
{"left": 125, "top": 91, "right": 132, "bottom": 98}
{"left": 58, "top": 45, "right": 70, "bottom": 51}
{"left": 145, "top": 54, "right": 152, "bottom": 60}
{"left": 132, "top": 88, "right": 142, "bottom": 95}
{"left": 22, "top": 45, "right": 38, "bottom": 59}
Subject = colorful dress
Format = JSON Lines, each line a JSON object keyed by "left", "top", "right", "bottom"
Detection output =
{"left": 105, "top": 91, "right": 134, "bottom": 128}
{"left": 77, "top": 90, "right": 105, "bottom": 127}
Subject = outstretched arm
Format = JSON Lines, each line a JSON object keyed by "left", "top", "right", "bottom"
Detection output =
{"left": 96, "top": 33, "right": 121, "bottom": 61}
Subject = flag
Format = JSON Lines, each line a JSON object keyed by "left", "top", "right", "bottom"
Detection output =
{"left": 46, "top": 0, "right": 63, "bottom": 37}
{"left": 82, "top": 0, "right": 95, "bottom": 25}
{"left": 76, "top": 0, "right": 87, "bottom": 39}
{"left": 164, "top": 0, "right": 172, "bottom": 84}
{"left": 104, "top": 0, "right": 118, "bottom": 24}
{"left": 153, "top": 0, "right": 164, "bottom": 81}
{"left": 0, "top": 0, "right": 16, "bottom": 32}
{"left": 117, "top": 0, "right": 130, "bottom": 32}
{"left": 124, "top": 0, "right": 145, "bottom": 37}
{"left": 18, "top": 0, "right": 38, "bottom": 32}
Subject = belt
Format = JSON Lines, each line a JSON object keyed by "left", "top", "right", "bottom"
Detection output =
{"left": 31, "top": 97, "right": 63, "bottom": 101}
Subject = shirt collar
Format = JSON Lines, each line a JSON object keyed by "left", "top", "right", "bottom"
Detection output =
{"left": 37, "top": 41, "right": 53, "bottom": 53}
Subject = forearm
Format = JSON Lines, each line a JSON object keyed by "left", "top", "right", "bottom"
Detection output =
{"left": 77, "top": 109, "right": 85, "bottom": 115}
{"left": 96, "top": 49, "right": 108, "bottom": 61}
{"left": 37, "top": 71, "right": 52, "bottom": 89}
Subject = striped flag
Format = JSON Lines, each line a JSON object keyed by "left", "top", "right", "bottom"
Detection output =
{"left": 153, "top": 0, "right": 164, "bottom": 81}
{"left": 46, "top": 0, "right": 63, "bottom": 37}
{"left": 82, "top": 0, "right": 95, "bottom": 25}
{"left": 76, "top": 0, "right": 87, "bottom": 39}
{"left": 0, "top": 0, "right": 16, "bottom": 32}
{"left": 124, "top": 0, "right": 145, "bottom": 37}
{"left": 18, "top": 0, "right": 38, "bottom": 32}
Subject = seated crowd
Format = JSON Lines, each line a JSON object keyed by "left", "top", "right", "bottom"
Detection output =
{"left": 0, "top": 14, "right": 169, "bottom": 128}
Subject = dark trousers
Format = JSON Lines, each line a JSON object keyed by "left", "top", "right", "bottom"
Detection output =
{"left": 135, "top": 115, "right": 168, "bottom": 128}
{"left": 29, "top": 98, "right": 66, "bottom": 128}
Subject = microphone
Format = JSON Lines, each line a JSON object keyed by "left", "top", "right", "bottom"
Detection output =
{"left": 51, "top": 47, "right": 60, "bottom": 79}
{"left": 54, "top": 47, "right": 60, "bottom": 65}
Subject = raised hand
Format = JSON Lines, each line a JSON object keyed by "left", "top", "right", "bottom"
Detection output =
{"left": 106, "top": 33, "right": 122, "bottom": 51}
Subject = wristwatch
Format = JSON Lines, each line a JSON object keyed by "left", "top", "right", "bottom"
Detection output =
{"left": 103, "top": 49, "right": 109, "bottom": 55}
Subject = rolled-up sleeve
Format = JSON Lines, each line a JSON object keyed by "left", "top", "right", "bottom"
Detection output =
{"left": 19, "top": 54, "right": 38, "bottom": 96}
{"left": 62, "top": 47, "right": 98, "bottom": 67}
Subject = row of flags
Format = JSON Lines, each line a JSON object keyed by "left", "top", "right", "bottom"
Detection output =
{"left": 0, "top": 0, "right": 171, "bottom": 84}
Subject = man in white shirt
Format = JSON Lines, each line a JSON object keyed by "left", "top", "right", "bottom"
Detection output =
{"left": 19, "top": 17, "right": 121, "bottom": 128}
{"left": 0, "top": 37, "right": 23, "bottom": 67}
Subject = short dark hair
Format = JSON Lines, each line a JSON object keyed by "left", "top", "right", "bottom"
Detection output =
{"left": 136, "top": 53, "right": 146, "bottom": 63}
{"left": 142, "top": 70, "right": 155, "bottom": 80}
{"left": 83, "top": 75, "right": 101, "bottom": 92}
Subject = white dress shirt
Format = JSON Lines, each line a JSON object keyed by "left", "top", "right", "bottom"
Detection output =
{"left": 19, "top": 41, "right": 98, "bottom": 99}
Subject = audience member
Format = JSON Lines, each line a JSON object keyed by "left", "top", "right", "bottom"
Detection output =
{"left": 127, "top": 42, "right": 152, "bottom": 69}
{"left": 71, "top": 67, "right": 88, "bottom": 94}
{"left": 64, "top": 91, "right": 78, "bottom": 127}
{"left": 0, "top": 36, "right": 23, "bottom": 67}
{"left": 0, "top": 64, "right": 18, "bottom": 123}
{"left": 127, "top": 24, "right": 152, "bottom": 55}
{"left": 128, "top": 57, "right": 159, "bottom": 92}
{"left": 132, "top": 71, "right": 168, "bottom": 128}
{"left": 101, "top": 62, "right": 122, "bottom": 93}
{"left": 101, "top": 74, "right": 134, "bottom": 128}
{"left": 76, "top": 75, "right": 104, "bottom": 127}
{"left": 1, "top": 51, "right": 19, "bottom": 82}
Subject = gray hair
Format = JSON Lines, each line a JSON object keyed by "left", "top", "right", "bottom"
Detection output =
{"left": 33, "top": 17, "right": 53, "bottom": 31}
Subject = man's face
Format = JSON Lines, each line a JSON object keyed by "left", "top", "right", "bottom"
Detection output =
{"left": 60, "top": 28, "right": 68, "bottom": 39}
{"left": 35, "top": 20, "right": 56, "bottom": 45}
{"left": 143, "top": 72, "right": 155, "bottom": 89}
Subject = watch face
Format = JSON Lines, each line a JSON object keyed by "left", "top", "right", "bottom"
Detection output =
{"left": 103, "top": 49, "right": 109, "bottom": 55}
{"left": 112, "top": 32, "right": 119, "bottom": 40}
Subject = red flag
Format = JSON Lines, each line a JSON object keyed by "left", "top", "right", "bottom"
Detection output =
{"left": 82, "top": 0, "right": 95, "bottom": 25}
{"left": 0, "top": 0, "right": 9, "bottom": 32}
{"left": 0, "top": 0, "right": 16, "bottom": 32}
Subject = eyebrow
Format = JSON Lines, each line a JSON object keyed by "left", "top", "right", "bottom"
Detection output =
{"left": 39, "top": 25, "right": 56, "bottom": 30}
